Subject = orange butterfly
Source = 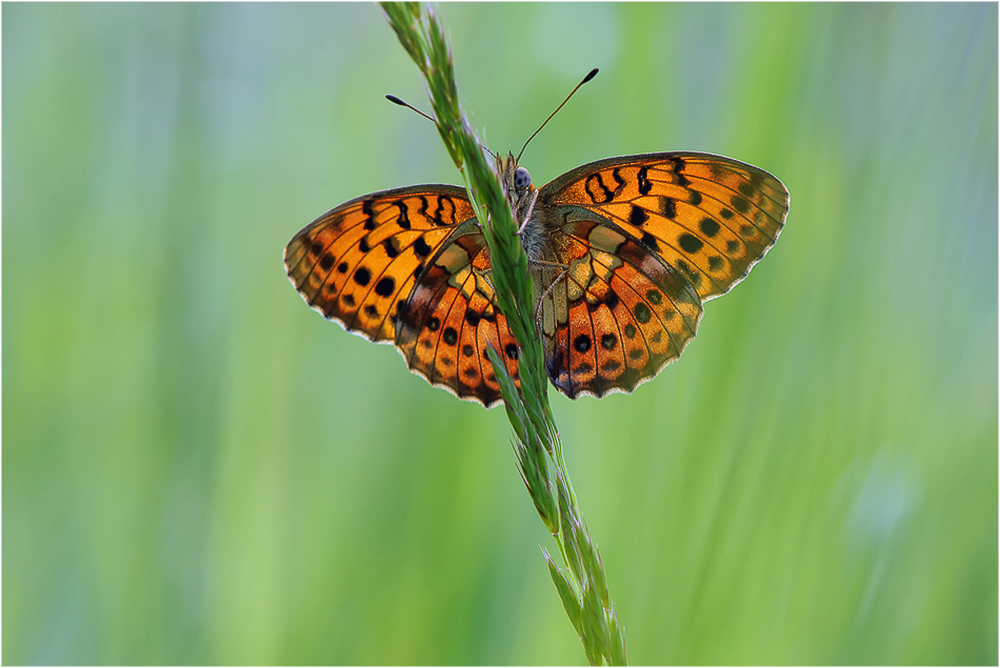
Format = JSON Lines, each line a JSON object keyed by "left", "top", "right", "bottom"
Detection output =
{"left": 285, "top": 82, "right": 789, "bottom": 408}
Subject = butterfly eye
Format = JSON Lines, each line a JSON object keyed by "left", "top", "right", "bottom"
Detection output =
{"left": 514, "top": 167, "right": 531, "bottom": 190}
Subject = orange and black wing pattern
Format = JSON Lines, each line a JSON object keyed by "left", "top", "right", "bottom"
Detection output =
{"left": 537, "top": 152, "right": 789, "bottom": 398}
{"left": 284, "top": 186, "right": 477, "bottom": 342}
{"left": 284, "top": 185, "right": 520, "bottom": 407}
{"left": 394, "top": 230, "right": 522, "bottom": 407}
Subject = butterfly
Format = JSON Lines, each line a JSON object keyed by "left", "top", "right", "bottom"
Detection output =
{"left": 284, "top": 146, "right": 789, "bottom": 408}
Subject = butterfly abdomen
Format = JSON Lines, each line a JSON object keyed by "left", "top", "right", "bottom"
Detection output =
{"left": 517, "top": 215, "right": 555, "bottom": 265}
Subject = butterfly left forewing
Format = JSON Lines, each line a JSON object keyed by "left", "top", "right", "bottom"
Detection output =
{"left": 284, "top": 186, "right": 476, "bottom": 342}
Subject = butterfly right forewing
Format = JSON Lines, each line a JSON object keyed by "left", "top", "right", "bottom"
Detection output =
{"left": 539, "top": 152, "right": 790, "bottom": 302}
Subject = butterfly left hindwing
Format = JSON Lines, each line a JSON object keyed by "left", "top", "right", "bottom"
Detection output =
{"left": 393, "top": 229, "right": 522, "bottom": 407}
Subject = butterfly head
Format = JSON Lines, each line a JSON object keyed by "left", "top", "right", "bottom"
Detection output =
{"left": 495, "top": 151, "right": 538, "bottom": 223}
{"left": 496, "top": 152, "right": 535, "bottom": 193}
{"left": 514, "top": 166, "right": 531, "bottom": 190}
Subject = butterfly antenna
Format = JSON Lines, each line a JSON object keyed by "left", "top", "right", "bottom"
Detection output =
{"left": 517, "top": 68, "right": 598, "bottom": 163}
{"left": 385, "top": 94, "right": 438, "bottom": 125}
{"left": 386, "top": 94, "right": 495, "bottom": 156}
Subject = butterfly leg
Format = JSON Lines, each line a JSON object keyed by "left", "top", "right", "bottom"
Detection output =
{"left": 516, "top": 190, "right": 540, "bottom": 236}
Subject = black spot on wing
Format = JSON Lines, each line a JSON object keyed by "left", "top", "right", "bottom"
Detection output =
{"left": 374, "top": 276, "right": 395, "bottom": 297}
{"left": 629, "top": 205, "right": 648, "bottom": 226}
{"left": 394, "top": 200, "right": 411, "bottom": 229}
{"left": 634, "top": 303, "right": 651, "bottom": 324}
{"left": 413, "top": 236, "right": 432, "bottom": 259}
{"left": 679, "top": 234, "right": 703, "bottom": 254}
{"left": 730, "top": 196, "right": 751, "bottom": 214}
{"left": 661, "top": 197, "right": 677, "bottom": 220}
{"left": 699, "top": 218, "right": 720, "bottom": 237}
{"left": 384, "top": 237, "right": 401, "bottom": 258}
{"left": 362, "top": 199, "right": 376, "bottom": 230}
{"left": 637, "top": 166, "right": 652, "bottom": 195}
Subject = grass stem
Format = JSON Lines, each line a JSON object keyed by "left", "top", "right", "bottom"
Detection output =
{"left": 380, "top": 4, "right": 626, "bottom": 663}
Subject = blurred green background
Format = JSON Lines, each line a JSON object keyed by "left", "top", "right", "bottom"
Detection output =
{"left": 3, "top": 2, "right": 997, "bottom": 665}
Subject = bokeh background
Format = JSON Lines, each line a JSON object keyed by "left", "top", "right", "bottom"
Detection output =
{"left": 4, "top": 3, "right": 997, "bottom": 665}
